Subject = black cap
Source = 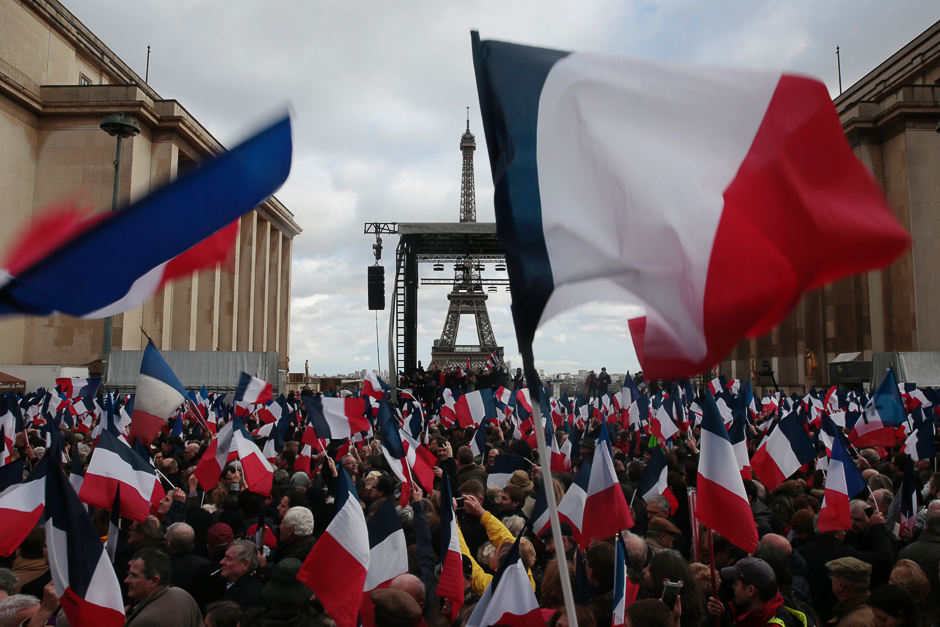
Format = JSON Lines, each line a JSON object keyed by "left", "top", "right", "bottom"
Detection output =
{"left": 719, "top": 557, "right": 775, "bottom": 587}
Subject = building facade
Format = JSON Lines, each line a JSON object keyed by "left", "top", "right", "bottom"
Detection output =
{"left": 0, "top": 0, "right": 301, "bottom": 373}
{"left": 717, "top": 19, "right": 940, "bottom": 392}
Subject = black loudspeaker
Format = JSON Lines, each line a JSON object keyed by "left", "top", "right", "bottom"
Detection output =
{"left": 368, "top": 265, "right": 385, "bottom": 310}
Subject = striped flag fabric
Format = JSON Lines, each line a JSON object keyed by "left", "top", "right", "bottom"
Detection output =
{"left": 363, "top": 372, "right": 393, "bottom": 401}
{"left": 696, "top": 392, "right": 758, "bottom": 553}
{"left": 0, "top": 116, "right": 291, "bottom": 321}
{"left": 235, "top": 372, "right": 274, "bottom": 406}
{"left": 637, "top": 446, "right": 677, "bottom": 515}
{"left": 303, "top": 396, "right": 370, "bottom": 440}
{"left": 45, "top": 451, "right": 125, "bottom": 627}
{"left": 470, "top": 423, "right": 487, "bottom": 458}
{"left": 257, "top": 394, "right": 288, "bottom": 425}
{"left": 902, "top": 406, "right": 936, "bottom": 462}
{"left": 898, "top": 460, "right": 918, "bottom": 535}
{"left": 0, "top": 454, "right": 48, "bottom": 556}
{"left": 128, "top": 339, "right": 186, "bottom": 447}
{"left": 455, "top": 389, "right": 498, "bottom": 428}
{"left": 485, "top": 350, "right": 500, "bottom": 371}
{"left": 79, "top": 429, "right": 156, "bottom": 523}
{"left": 465, "top": 536, "right": 543, "bottom": 627}
{"left": 728, "top": 407, "right": 752, "bottom": 481}
{"left": 750, "top": 412, "right": 815, "bottom": 491}
{"left": 363, "top": 497, "right": 408, "bottom": 592}
{"left": 105, "top": 485, "right": 121, "bottom": 562}
{"left": 581, "top": 420, "right": 633, "bottom": 547}
{"left": 194, "top": 418, "right": 239, "bottom": 491}
{"left": 471, "top": 34, "right": 908, "bottom": 382}
{"left": 55, "top": 377, "right": 102, "bottom": 399}
{"left": 850, "top": 369, "right": 907, "bottom": 447}
{"left": 298, "top": 470, "right": 370, "bottom": 627}
{"left": 612, "top": 532, "right": 640, "bottom": 627}
{"left": 817, "top": 431, "right": 867, "bottom": 532}
{"left": 486, "top": 454, "right": 527, "bottom": 489}
{"left": 537, "top": 460, "right": 591, "bottom": 543}
{"left": 233, "top": 421, "right": 275, "bottom": 496}
{"left": 437, "top": 468, "right": 464, "bottom": 621}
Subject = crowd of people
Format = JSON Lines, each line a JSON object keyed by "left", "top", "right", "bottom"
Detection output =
{"left": 0, "top": 373, "right": 938, "bottom": 627}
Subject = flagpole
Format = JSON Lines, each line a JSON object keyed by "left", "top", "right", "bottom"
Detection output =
{"left": 707, "top": 528, "right": 720, "bottom": 627}
{"left": 524, "top": 354, "right": 578, "bottom": 627}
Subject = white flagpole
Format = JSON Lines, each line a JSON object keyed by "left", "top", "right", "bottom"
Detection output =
{"left": 528, "top": 376, "right": 578, "bottom": 627}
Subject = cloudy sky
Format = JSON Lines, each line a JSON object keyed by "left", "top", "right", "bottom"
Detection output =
{"left": 65, "top": 0, "right": 939, "bottom": 376}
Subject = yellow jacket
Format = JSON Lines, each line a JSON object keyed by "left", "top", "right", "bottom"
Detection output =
{"left": 458, "top": 511, "right": 536, "bottom": 596}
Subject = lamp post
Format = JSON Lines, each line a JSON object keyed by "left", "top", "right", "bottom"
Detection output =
{"left": 99, "top": 113, "right": 141, "bottom": 376}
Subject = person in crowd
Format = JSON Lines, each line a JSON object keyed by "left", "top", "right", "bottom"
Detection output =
{"left": 646, "top": 517, "right": 682, "bottom": 554}
{"left": 707, "top": 557, "right": 806, "bottom": 627}
{"left": 826, "top": 557, "right": 876, "bottom": 627}
{"left": 217, "top": 539, "right": 265, "bottom": 610}
{"left": 10, "top": 528, "right": 49, "bottom": 597}
{"left": 165, "top": 522, "right": 211, "bottom": 594}
{"left": 868, "top": 584, "right": 918, "bottom": 627}
{"left": 0, "top": 582, "right": 59, "bottom": 627}
{"left": 257, "top": 558, "right": 317, "bottom": 626}
{"left": 0, "top": 569, "right": 17, "bottom": 601}
{"left": 270, "top": 506, "right": 317, "bottom": 565}
{"left": 896, "top": 508, "right": 940, "bottom": 602}
{"left": 203, "top": 600, "right": 242, "bottom": 627}
{"left": 124, "top": 549, "right": 203, "bottom": 626}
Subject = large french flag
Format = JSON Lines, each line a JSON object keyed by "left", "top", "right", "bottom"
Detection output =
{"left": 750, "top": 411, "right": 815, "bottom": 491}
{"left": 235, "top": 372, "right": 274, "bottom": 406}
{"left": 465, "top": 536, "right": 543, "bottom": 627}
{"left": 535, "top": 460, "right": 590, "bottom": 542}
{"left": 79, "top": 430, "right": 156, "bottom": 523}
{"left": 850, "top": 369, "right": 907, "bottom": 447}
{"left": 360, "top": 497, "right": 409, "bottom": 627}
{"left": 816, "top": 431, "right": 866, "bottom": 532}
{"left": 455, "top": 389, "right": 497, "bottom": 428}
{"left": 437, "top": 469, "right": 465, "bottom": 621}
{"left": 581, "top": 421, "right": 633, "bottom": 547}
{"left": 298, "top": 470, "right": 369, "bottom": 627}
{"left": 363, "top": 372, "right": 393, "bottom": 401}
{"left": 0, "top": 116, "right": 291, "bottom": 321}
{"left": 56, "top": 377, "right": 102, "bottom": 399}
{"left": 233, "top": 423, "right": 274, "bottom": 496}
{"left": 0, "top": 455, "right": 48, "bottom": 556}
{"left": 129, "top": 339, "right": 186, "bottom": 447}
{"left": 697, "top": 392, "right": 758, "bottom": 553}
{"left": 471, "top": 35, "right": 909, "bottom": 382}
{"left": 45, "top": 450, "right": 125, "bottom": 627}
{"left": 303, "top": 396, "right": 370, "bottom": 439}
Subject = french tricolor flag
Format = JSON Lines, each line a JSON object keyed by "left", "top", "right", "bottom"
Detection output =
{"left": 637, "top": 446, "right": 678, "bottom": 515}
{"left": 257, "top": 394, "right": 288, "bottom": 425}
{"left": 486, "top": 454, "right": 527, "bottom": 489}
{"left": 0, "top": 117, "right": 291, "bottom": 324}
{"left": 612, "top": 532, "right": 640, "bottom": 627}
{"left": 750, "top": 412, "right": 815, "bottom": 491}
{"left": 79, "top": 430, "right": 156, "bottom": 523}
{"left": 235, "top": 372, "right": 274, "bottom": 406}
{"left": 581, "top": 421, "right": 633, "bottom": 547}
{"left": 56, "top": 377, "right": 102, "bottom": 399}
{"left": 437, "top": 469, "right": 464, "bottom": 621}
{"left": 128, "top": 339, "right": 186, "bottom": 447}
{"left": 0, "top": 454, "right": 48, "bottom": 556}
{"left": 728, "top": 410, "right": 752, "bottom": 481}
{"left": 455, "top": 389, "right": 497, "bottom": 428}
{"left": 696, "top": 392, "right": 758, "bottom": 553}
{"left": 850, "top": 369, "right": 907, "bottom": 447}
{"left": 465, "top": 536, "right": 543, "bottom": 627}
{"left": 303, "top": 396, "right": 370, "bottom": 440}
{"left": 817, "top": 431, "right": 867, "bottom": 532}
{"left": 360, "top": 497, "right": 409, "bottom": 627}
{"left": 298, "top": 470, "right": 370, "bottom": 627}
{"left": 471, "top": 34, "right": 909, "bottom": 382}
{"left": 537, "top": 459, "right": 590, "bottom": 543}
{"left": 363, "top": 372, "right": 393, "bottom": 401}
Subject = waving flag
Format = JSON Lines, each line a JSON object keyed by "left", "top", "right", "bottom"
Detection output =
{"left": 105, "top": 485, "right": 121, "bottom": 562}
{"left": 851, "top": 369, "right": 907, "bottom": 447}
{"left": 471, "top": 34, "right": 909, "bottom": 382}
{"left": 485, "top": 350, "right": 500, "bottom": 371}
{"left": 129, "top": 339, "right": 186, "bottom": 447}
{"left": 303, "top": 396, "right": 370, "bottom": 440}
{"left": 455, "top": 389, "right": 497, "bottom": 428}
{"left": 194, "top": 418, "right": 238, "bottom": 491}
{"left": 728, "top": 408, "right": 751, "bottom": 481}
{"left": 437, "top": 469, "right": 464, "bottom": 621}
{"left": 45, "top": 451, "right": 125, "bottom": 627}
{"left": 0, "top": 455, "right": 48, "bottom": 556}
{"left": 612, "top": 532, "right": 640, "bottom": 627}
{"left": 363, "top": 497, "right": 408, "bottom": 592}
{"left": 470, "top": 423, "right": 488, "bottom": 458}
{"left": 817, "top": 432, "right": 866, "bottom": 532}
{"left": 750, "top": 412, "right": 815, "bottom": 491}
{"left": 56, "top": 377, "right": 102, "bottom": 399}
{"left": 298, "top": 470, "right": 369, "bottom": 627}
{"left": 235, "top": 372, "right": 274, "bottom": 406}
{"left": 257, "top": 394, "right": 288, "bottom": 425}
{"left": 902, "top": 406, "right": 936, "bottom": 462}
{"left": 487, "top": 454, "right": 527, "bottom": 489}
{"left": 233, "top": 421, "right": 274, "bottom": 496}
{"left": 79, "top": 430, "right": 157, "bottom": 522}
{"left": 363, "top": 372, "right": 393, "bottom": 400}
{"left": 466, "top": 536, "right": 543, "bottom": 627}
{"left": 581, "top": 420, "right": 633, "bottom": 546}
{"left": 0, "top": 116, "right": 291, "bottom": 320}
{"left": 637, "top": 446, "right": 677, "bottom": 515}
{"left": 697, "top": 392, "right": 758, "bottom": 553}
{"left": 536, "top": 460, "right": 591, "bottom": 543}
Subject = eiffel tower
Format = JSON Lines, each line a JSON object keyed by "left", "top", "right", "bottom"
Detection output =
{"left": 428, "top": 118, "right": 503, "bottom": 370}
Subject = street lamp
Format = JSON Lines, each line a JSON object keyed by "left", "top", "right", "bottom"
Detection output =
{"left": 99, "top": 113, "right": 141, "bottom": 374}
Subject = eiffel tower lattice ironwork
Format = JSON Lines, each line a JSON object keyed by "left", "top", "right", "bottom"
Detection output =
{"left": 429, "top": 117, "right": 503, "bottom": 370}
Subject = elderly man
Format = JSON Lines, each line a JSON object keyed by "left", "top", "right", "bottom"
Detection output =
{"left": 270, "top": 506, "right": 317, "bottom": 565}
{"left": 825, "top": 557, "right": 875, "bottom": 627}
{"left": 0, "top": 582, "right": 59, "bottom": 627}
{"left": 124, "top": 549, "right": 203, "bottom": 626}
{"left": 165, "top": 523, "right": 210, "bottom": 594}
{"left": 219, "top": 539, "right": 264, "bottom": 609}
{"left": 646, "top": 517, "right": 681, "bottom": 554}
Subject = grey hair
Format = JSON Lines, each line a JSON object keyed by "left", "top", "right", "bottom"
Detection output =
{"left": 0, "top": 568, "right": 18, "bottom": 595}
{"left": 230, "top": 539, "right": 259, "bottom": 570}
{"left": 282, "top": 507, "right": 314, "bottom": 538}
{"left": 397, "top": 505, "right": 415, "bottom": 531}
{"left": 924, "top": 510, "right": 940, "bottom": 534}
{"left": 476, "top": 541, "right": 495, "bottom": 567}
{"left": 646, "top": 495, "right": 670, "bottom": 513}
{"left": 0, "top": 594, "right": 40, "bottom": 623}
{"left": 622, "top": 531, "right": 649, "bottom": 568}
{"left": 502, "top": 515, "right": 525, "bottom": 537}
{"left": 165, "top": 523, "right": 196, "bottom": 553}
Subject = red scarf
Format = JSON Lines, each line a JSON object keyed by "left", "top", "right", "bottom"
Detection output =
{"left": 733, "top": 592, "right": 786, "bottom": 627}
